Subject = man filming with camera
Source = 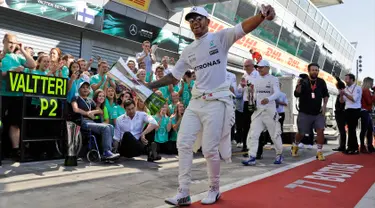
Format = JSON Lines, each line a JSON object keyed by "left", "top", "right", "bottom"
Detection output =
{"left": 292, "top": 63, "right": 329, "bottom": 161}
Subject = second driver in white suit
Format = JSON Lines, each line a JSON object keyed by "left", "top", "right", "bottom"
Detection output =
{"left": 242, "top": 60, "right": 284, "bottom": 166}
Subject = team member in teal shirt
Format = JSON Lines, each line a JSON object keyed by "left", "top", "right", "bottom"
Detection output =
{"left": 154, "top": 65, "right": 173, "bottom": 102}
{"left": 178, "top": 71, "right": 195, "bottom": 108}
{"left": 90, "top": 61, "right": 116, "bottom": 91}
{"left": 24, "top": 55, "right": 50, "bottom": 75}
{"left": 0, "top": 33, "right": 36, "bottom": 160}
{"left": 113, "top": 91, "right": 133, "bottom": 124}
{"left": 169, "top": 102, "right": 185, "bottom": 154}
{"left": 153, "top": 104, "right": 171, "bottom": 154}
{"left": 168, "top": 92, "right": 180, "bottom": 116}
{"left": 49, "top": 48, "right": 69, "bottom": 78}
{"left": 104, "top": 87, "right": 118, "bottom": 124}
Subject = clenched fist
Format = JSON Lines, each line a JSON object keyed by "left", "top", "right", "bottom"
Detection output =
{"left": 260, "top": 4, "right": 276, "bottom": 21}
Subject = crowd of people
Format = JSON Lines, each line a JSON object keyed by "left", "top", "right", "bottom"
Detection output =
{"left": 0, "top": 34, "right": 197, "bottom": 162}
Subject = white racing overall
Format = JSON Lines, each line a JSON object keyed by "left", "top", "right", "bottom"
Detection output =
{"left": 247, "top": 74, "right": 283, "bottom": 157}
{"left": 169, "top": 23, "right": 246, "bottom": 190}
{"left": 177, "top": 82, "right": 235, "bottom": 189}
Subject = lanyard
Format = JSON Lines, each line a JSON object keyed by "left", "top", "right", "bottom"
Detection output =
{"left": 346, "top": 84, "right": 356, "bottom": 94}
{"left": 310, "top": 80, "right": 317, "bottom": 92}
{"left": 79, "top": 96, "right": 91, "bottom": 111}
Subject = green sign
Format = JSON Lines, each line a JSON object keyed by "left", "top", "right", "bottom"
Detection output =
{"left": 1, "top": 0, "right": 103, "bottom": 30}
{"left": 6, "top": 72, "right": 67, "bottom": 98}
{"left": 103, "top": 10, "right": 193, "bottom": 54}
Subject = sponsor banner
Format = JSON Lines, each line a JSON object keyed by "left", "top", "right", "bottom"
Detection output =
{"left": 0, "top": 0, "right": 103, "bottom": 30}
{"left": 180, "top": 8, "right": 336, "bottom": 86}
{"left": 113, "top": 0, "right": 151, "bottom": 12}
{"left": 103, "top": 10, "right": 193, "bottom": 54}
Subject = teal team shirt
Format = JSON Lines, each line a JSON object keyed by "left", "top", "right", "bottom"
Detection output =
{"left": 154, "top": 115, "right": 170, "bottom": 143}
{"left": 111, "top": 105, "right": 126, "bottom": 121}
{"left": 170, "top": 116, "right": 179, "bottom": 142}
{"left": 0, "top": 53, "right": 26, "bottom": 96}
{"left": 90, "top": 74, "right": 114, "bottom": 90}
{"left": 104, "top": 99, "right": 120, "bottom": 124}
{"left": 169, "top": 103, "right": 176, "bottom": 115}
{"left": 180, "top": 80, "right": 195, "bottom": 107}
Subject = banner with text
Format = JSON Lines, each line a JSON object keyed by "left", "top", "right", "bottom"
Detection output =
{"left": 180, "top": 8, "right": 336, "bottom": 86}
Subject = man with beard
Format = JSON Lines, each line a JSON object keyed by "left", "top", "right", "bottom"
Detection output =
{"left": 146, "top": 5, "right": 276, "bottom": 206}
{"left": 291, "top": 63, "right": 329, "bottom": 161}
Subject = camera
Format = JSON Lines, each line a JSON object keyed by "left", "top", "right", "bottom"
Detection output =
{"left": 299, "top": 73, "right": 309, "bottom": 86}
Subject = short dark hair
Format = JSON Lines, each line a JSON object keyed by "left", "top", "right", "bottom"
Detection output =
{"left": 335, "top": 76, "right": 346, "bottom": 90}
{"left": 345, "top": 73, "right": 355, "bottom": 82}
{"left": 307, "top": 63, "right": 320, "bottom": 71}
{"left": 124, "top": 99, "right": 135, "bottom": 108}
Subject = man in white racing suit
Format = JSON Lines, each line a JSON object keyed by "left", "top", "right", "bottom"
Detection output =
{"left": 242, "top": 60, "right": 284, "bottom": 166}
{"left": 146, "top": 5, "right": 276, "bottom": 206}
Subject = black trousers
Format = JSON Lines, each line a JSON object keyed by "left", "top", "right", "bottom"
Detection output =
{"left": 120, "top": 131, "right": 155, "bottom": 158}
{"left": 242, "top": 101, "right": 253, "bottom": 151}
{"left": 360, "top": 110, "right": 373, "bottom": 147}
{"left": 235, "top": 110, "right": 244, "bottom": 144}
{"left": 335, "top": 110, "right": 346, "bottom": 149}
{"left": 345, "top": 108, "right": 361, "bottom": 150}
{"left": 279, "top": 112, "right": 285, "bottom": 134}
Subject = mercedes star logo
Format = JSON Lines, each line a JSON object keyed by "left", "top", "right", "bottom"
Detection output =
{"left": 129, "top": 24, "right": 138, "bottom": 36}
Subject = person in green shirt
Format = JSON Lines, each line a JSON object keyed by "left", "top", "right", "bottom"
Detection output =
{"left": 155, "top": 65, "right": 174, "bottom": 103}
{"left": 169, "top": 102, "right": 185, "bottom": 155}
{"left": 90, "top": 61, "right": 116, "bottom": 91}
{"left": 0, "top": 33, "right": 36, "bottom": 160}
{"left": 113, "top": 91, "right": 133, "bottom": 124}
{"left": 49, "top": 48, "right": 69, "bottom": 78}
{"left": 153, "top": 104, "right": 171, "bottom": 154}
{"left": 135, "top": 96, "right": 151, "bottom": 115}
{"left": 168, "top": 92, "right": 180, "bottom": 116}
{"left": 178, "top": 70, "right": 195, "bottom": 108}
{"left": 93, "top": 89, "right": 110, "bottom": 124}
{"left": 24, "top": 54, "right": 50, "bottom": 75}
{"left": 105, "top": 87, "right": 118, "bottom": 125}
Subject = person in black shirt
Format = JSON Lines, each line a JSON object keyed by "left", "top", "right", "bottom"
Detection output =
{"left": 292, "top": 63, "right": 329, "bottom": 161}
{"left": 332, "top": 77, "right": 346, "bottom": 152}
{"left": 71, "top": 81, "right": 120, "bottom": 160}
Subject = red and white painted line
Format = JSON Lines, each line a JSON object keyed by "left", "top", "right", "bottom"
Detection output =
{"left": 157, "top": 152, "right": 375, "bottom": 208}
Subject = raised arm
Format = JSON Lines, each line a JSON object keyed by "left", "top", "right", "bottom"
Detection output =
{"left": 147, "top": 56, "right": 190, "bottom": 89}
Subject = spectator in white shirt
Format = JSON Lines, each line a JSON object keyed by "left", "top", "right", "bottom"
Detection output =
{"left": 238, "top": 59, "right": 259, "bottom": 154}
{"left": 136, "top": 40, "right": 156, "bottom": 82}
{"left": 114, "top": 99, "right": 160, "bottom": 161}
{"left": 339, "top": 73, "right": 362, "bottom": 154}
{"left": 161, "top": 56, "right": 174, "bottom": 75}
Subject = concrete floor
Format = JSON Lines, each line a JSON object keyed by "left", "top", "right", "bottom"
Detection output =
{"left": 0, "top": 143, "right": 348, "bottom": 208}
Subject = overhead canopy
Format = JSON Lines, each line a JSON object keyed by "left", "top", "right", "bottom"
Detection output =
{"left": 162, "top": 0, "right": 230, "bottom": 12}
{"left": 310, "top": 0, "right": 344, "bottom": 8}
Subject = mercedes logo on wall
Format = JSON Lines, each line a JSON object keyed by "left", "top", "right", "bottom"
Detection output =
{"left": 129, "top": 24, "right": 138, "bottom": 36}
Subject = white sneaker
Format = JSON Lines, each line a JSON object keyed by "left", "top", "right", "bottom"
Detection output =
{"left": 232, "top": 140, "right": 237, "bottom": 145}
{"left": 201, "top": 186, "right": 221, "bottom": 205}
{"left": 298, "top": 143, "right": 305, "bottom": 149}
{"left": 165, "top": 188, "right": 191, "bottom": 206}
{"left": 306, "top": 145, "right": 313, "bottom": 149}
{"left": 236, "top": 143, "right": 243, "bottom": 148}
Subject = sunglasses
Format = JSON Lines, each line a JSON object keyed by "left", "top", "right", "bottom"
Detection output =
{"left": 188, "top": 16, "right": 205, "bottom": 24}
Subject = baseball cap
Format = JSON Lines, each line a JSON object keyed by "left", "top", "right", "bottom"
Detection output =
{"left": 185, "top": 7, "right": 209, "bottom": 21}
{"left": 79, "top": 81, "right": 90, "bottom": 89}
{"left": 255, "top": 60, "right": 270, "bottom": 68}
